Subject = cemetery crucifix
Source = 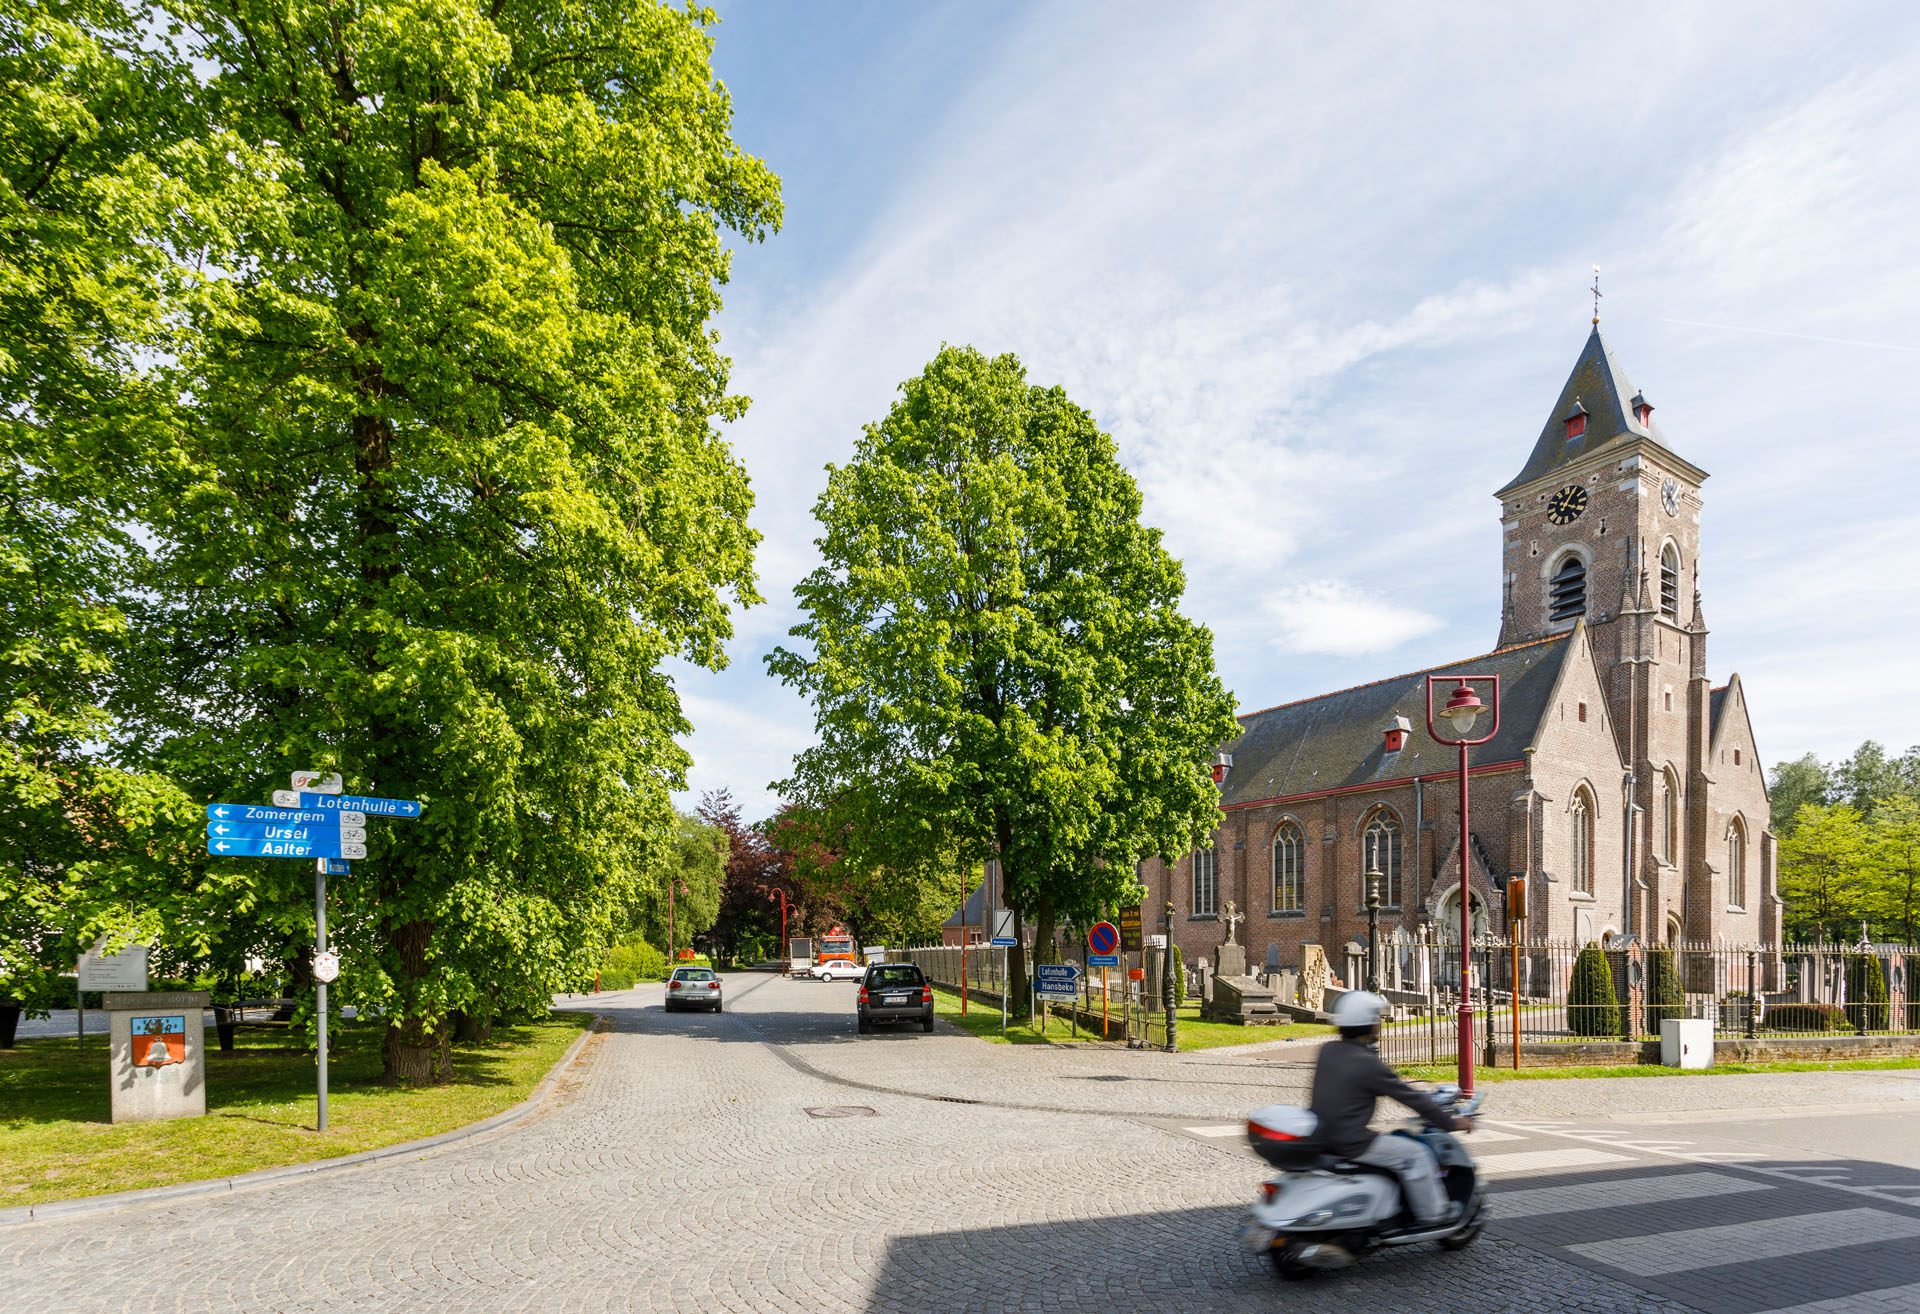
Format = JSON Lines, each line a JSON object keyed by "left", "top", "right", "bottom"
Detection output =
{"left": 1221, "top": 901, "right": 1245, "bottom": 946}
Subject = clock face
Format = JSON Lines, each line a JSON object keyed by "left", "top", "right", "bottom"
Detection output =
{"left": 1661, "top": 477, "right": 1680, "bottom": 516}
{"left": 1546, "top": 484, "right": 1589, "bottom": 526}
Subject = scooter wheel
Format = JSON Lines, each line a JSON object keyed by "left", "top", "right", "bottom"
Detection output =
{"left": 1439, "top": 1220, "right": 1483, "bottom": 1251}
{"left": 1267, "top": 1243, "right": 1319, "bottom": 1282}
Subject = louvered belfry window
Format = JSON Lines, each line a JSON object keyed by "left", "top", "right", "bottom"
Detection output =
{"left": 1660, "top": 544, "right": 1681, "bottom": 621}
{"left": 1549, "top": 555, "right": 1587, "bottom": 621}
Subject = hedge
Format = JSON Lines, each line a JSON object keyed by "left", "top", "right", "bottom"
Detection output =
{"left": 1644, "top": 947, "right": 1685, "bottom": 1032}
{"left": 1764, "top": 1002, "right": 1852, "bottom": 1033}
{"left": 1568, "top": 944, "right": 1620, "bottom": 1036}
{"left": 1845, "top": 955, "right": 1889, "bottom": 1032}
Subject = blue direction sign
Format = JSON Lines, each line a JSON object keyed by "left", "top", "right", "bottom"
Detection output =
{"left": 207, "top": 837, "right": 367, "bottom": 859}
{"left": 1034, "top": 964, "right": 1080, "bottom": 999}
{"left": 207, "top": 802, "right": 367, "bottom": 827}
{"left": 317, "top": 858, "right": 351, "bottom": 875}
{"left": 272, "top": 790, "right": 421, "bottom": 818}
{"left": 207, "top": 821, "right": 367, "bottom": 843}
{"left": 1088, "top": 953, "right": 1120, "bottom": 968}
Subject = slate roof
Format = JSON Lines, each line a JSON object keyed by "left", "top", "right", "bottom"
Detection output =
{"left": 1710, "top": 684, "right": 1729, "bottom": 738}
{"left": 1220, "top": 633, "right": 1576, "bottom": 808}
{"left": 1497, "top": 327, "right": 1700, "bottom": 496}
{"left": 942, "top": 878, "right": 990, "bottom": 929}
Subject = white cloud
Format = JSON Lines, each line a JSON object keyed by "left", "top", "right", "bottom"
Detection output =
{"left": 680, "top": 2, "right": 1920, "bottom": 816}
{"left": 1262, "top": 580, "right": 1445, "bottom": 657}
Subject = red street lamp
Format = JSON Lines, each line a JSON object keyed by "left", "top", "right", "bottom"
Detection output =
{"left": 768, "top": 888, "right": 790, "bottom": 975}
{"left": 1425, "top": 675, "right": 1501, "bottom": 1098}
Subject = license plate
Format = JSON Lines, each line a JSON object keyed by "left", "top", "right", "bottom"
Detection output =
{"left": 884, "top": 993, "right": 909, "bottom": 1005}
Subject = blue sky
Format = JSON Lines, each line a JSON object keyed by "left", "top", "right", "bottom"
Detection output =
{"left": 677, "top": 1, "right": 1920, "bottom": 818}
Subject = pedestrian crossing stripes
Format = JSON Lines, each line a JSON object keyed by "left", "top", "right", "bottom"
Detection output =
{"left": 1488, "top": 1169, "right": 1772, "bottom": 1220}
{"left": 1475, "top": 1146, "right": 1632, "bottom": 1175}
{"left": 1566, "top": 1207, "right": 1920, "bottom": 1278}
{"left": 1759, "top": 1281, "right": 1920, "bottom": 1314}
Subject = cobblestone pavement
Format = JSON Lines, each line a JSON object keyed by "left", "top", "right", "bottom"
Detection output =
{"left": 6, "top": 971, "right": 1919, "bottom": 1313}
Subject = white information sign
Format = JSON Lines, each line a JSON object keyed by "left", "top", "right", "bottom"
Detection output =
{"left": 312, "top": 951, "right": 341, "bottom": 984}
{"left": 292, "top": 771, "right": 344, "bottom": 794}
{"left": 77, "top": 943, "right": 149, "bottom": 992}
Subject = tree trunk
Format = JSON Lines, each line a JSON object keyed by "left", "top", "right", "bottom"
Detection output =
{"left": 0, "top": 1003, "right": 19, "bottom": 1049}
{"left": 1032, "top": 894, "right": 1058, "bottom": 967}
{"left": 1010, "top": 906, "right": 1029, "bottom": 1019}
{"left": 451, "top": 1008, "right": 492, "bottom": 1044}
{"left": 381, "top": 918, "right": 450, "bottom": 1083}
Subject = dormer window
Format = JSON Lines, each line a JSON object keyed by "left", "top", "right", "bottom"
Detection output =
{"left": 1563, "top": 401, "right": 1589, "bottom": 442}
{"left": 1383, "top": 715, "right": 1411, "bottom": 753}
{"left": 1631, "top": 390, "right": 1654, "bottom": 428}
{"left": 1211, "top": 752, "right": 1233, "bottom": 784}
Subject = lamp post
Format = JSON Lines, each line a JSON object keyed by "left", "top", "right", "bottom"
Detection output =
{"left": 1365, "top": 870, "right": 1382, "bottom": 992}
{"left": 1425, "top": 674, "right": 1501, "bottom": 1098}
{"left": 768, "top": 888, "right": 790, "bottom": 974}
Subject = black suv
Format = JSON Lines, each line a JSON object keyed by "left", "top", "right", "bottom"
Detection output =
{"left": 857, "top": 963, "right": 934, "bottom": 1034}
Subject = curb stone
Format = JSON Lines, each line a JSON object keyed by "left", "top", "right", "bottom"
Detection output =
{"left": 0, "top": 1008, "right": 608, "bottom": 1228}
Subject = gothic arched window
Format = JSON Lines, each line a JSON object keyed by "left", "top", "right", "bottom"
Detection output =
{"left": 1272, "top": 824, "right": 1304, "bottom": 913}
{"left": 1727, "top": 820, "right": 1746, "bottom": 910}
{"left": 1661, "top": 769, "right": 1680, "bottom": 864}
{"left": 1660, "top": 544, "right": 1681, "bottom": 621}
{"left": 1192, "top": 846, "right": 1218, "bottom": 918}
{"left": 1570, "top": 788, "right": 1594, "bottom": 894}
{"left": 1549, "top": 554, "right": 1587, "bottom": 622}
{"left": 1362, "top": 809, "right": 1403, "bottom": 908}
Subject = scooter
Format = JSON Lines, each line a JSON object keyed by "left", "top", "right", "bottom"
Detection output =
{"left": 1238, "top": 1084, "right": 1487, "bottom": 1281}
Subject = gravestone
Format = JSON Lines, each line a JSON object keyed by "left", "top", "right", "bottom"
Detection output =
{"left": 1197, "top": 957, "right": 1213, "bottom": 1005}
{"left": 1266, "top": 943, "right": 1282, "bottom": 972}
{"left": 1216, "top": 940, "right": 1247, "bottom": 982}
{"left": 1344, "top": 940, "right": 1367, "bottom": 990}
{"left": 1271, "top": 968, "right": 1298, "bottom": 1006}
{"left": 1210, "top": 974, "right": 1283, "bottom": 1024}
{"left": 1299, "top": 944, "right": 1331, "bottom": 1011}
{"left": 105, "top": 990, "right": 209, "bottom": 1123}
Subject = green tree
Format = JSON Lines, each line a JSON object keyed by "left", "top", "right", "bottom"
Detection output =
{"left": 106, "top": 0, "right": 778, "bottom": 1081}
{"left": 1644, "top": 946, "right": 1685, "bottom": 1032}
{"left": 1833, "top": 741, "right": 1920, "bottom": 820}
{"left": 1566, "top": 944, "right": 1619, "bottom": 1037}
{"left": 1767, "top": 754, "right": 1832, "bottom": 839}
{"left": 0, "top": 0, "right": 281, "bottom": 1016}
{"left": 770, "top": 347, "right": 1239, "bottom": 1010}
{"left": 1845, "top": 953, "right": 1889, "bottom": 1032}
{"left": 1870, "top": 796, "right": 1920, "bottom": 945}
{"left": 1778, "top": 804, "right": 1873, "bottom": 941}
{"left": 632, "top": 811, "right": 727, "bottom": 960}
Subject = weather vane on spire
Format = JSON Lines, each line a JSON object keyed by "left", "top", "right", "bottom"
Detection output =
{"left": 1591, "top": 265, "right": 1602, "bottom": 325}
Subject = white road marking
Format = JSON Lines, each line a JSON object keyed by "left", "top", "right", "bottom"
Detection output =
{"left": 1184, "top": 1124, "right": 1243, "bottom": 1138}
{"left": 1476, "top": 1147, "right": 1632, "bottom": 1176}
{"left": 1460, "top": 1127, "right": 1524, "bottom": 1143}
{"left": 1490, "top": 1170, "right": 1772, "bottom": 1220}
{"left": 1569, "top": 1207, "right": 1920, "bottom": 1277}
{"left": 1757, "top": 1279, "right": 1920, "bottom": 1313}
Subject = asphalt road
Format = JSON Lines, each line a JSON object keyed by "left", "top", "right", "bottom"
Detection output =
{"left": 6, "top": 971, "right": 1919, "bottom": 1313}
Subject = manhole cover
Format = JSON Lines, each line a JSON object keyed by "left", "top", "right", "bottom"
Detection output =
{"left": 804, "top": 1105, "right": 878, "bottom": 1118}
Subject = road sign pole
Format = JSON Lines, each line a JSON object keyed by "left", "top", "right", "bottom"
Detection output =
{"left": 1000, "top": 946, "right": 1007, "bottom": 1038}
{"left": 316, "top": 865, "right": 328, "bottom": 1133}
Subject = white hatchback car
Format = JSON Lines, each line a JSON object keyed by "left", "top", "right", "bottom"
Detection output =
{"left": 808, "top": 959, "right": 866, "bottom": 982}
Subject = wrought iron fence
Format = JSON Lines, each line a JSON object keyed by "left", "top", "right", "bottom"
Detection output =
{"left": 1365, "top": 936, "right": 1918, "bottom": 1069}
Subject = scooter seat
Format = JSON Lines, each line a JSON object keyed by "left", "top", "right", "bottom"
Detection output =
{"left": 1318, "top": 1156, "right": 1400, "bottom": 1179}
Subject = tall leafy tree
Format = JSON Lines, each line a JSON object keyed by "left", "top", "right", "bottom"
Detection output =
{"left": 111, "top": 0, "right": 778, "bottom": 1080}
{"left": 1766, "top": 753, "right": 1832, "bottom": 840}
{"left": 0, "top": 0, "right": 274, "bottom": 1015}
{"left": 1777, "top": 804, "right": 1871, "bottom": 941}
{"left": 769, "top": 346, "right": 1239, "bottom": 1007}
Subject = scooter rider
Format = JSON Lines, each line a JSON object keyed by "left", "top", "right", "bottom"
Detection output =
{"left": 1309, "top": 991, "right": 1473, "bottom": 1227}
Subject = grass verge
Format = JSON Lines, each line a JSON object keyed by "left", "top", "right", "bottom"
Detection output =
{"left": 932, "top": 988, "right": 1329, "bottom": 1049}
{"left": 1396, "top": 1055, "right": 1920, "bottom": 1083}
{"left": 0, "top": 1012, "right": 591, "bottom": 1208}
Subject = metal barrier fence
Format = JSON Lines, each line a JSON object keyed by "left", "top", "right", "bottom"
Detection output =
{"left": 1367, "top": 937, "right": 1918, "bottom": 1068}
{"left": 888, "top": 941, "right": 1170, "bottom": 1045}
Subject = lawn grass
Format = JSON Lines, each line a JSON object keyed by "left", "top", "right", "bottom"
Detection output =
{"left": 0, "top": 1012, "right": 592, "bottom": 1208}
{"left": 932, "top": 987, "right": 1329, "bottom": 1050}
{"left": 1395, "top": 1055, "right": 1920, "bottom": 1083}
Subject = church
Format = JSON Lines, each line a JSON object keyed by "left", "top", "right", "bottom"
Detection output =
{"left": 1142, "top": 325, "right": 1779, "bottom": 972}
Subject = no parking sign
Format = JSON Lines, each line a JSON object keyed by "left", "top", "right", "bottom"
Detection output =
{"left": 1087, "top": 922, "right": 1120, "bottom": 968}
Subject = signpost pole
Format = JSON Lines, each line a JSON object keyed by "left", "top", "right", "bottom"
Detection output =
{"left": 1102, "top": 967, "right": 1109, "bottom": 1039}
{"left": 1000, "top": 946, "right": 1008, "bottom": 1038}
{"left": 76, "top": 976, "right": 83, "bottom": 1052}
{"left": 316, "top": 865, "right": 328, "bottom": 1133}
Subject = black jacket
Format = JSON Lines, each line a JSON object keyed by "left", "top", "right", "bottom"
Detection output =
{"left": 1308, "top": 1036, "right": 1456, "bottom": 1158}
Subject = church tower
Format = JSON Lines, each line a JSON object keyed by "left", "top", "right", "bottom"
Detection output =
{"left": 1495, "top": 326, "right": 1716, "bottom": 940}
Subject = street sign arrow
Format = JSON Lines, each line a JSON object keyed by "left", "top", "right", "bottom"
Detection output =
{"left": 271, "top": 790, "right": 421, "bottom": 818}
{"left": 206, "top": 837, "right": 367, "bottom": 859}
{"left": 206, "top": 803, "right": 366, "bottom": 826}
{"left": 206, "top": 821, "right": 367, "bottom": 843}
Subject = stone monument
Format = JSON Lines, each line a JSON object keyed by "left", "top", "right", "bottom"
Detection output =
{"left": 1299, "top": 943, "right": 1331, "bottom": 1011}
{"left": 106, "top": 990, "right": 209, "bottom": 1123}
{"left": 1215, "top": 902, "right": 1248, "bottom": 981}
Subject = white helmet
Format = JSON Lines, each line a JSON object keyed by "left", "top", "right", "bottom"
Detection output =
{"left": 1331, "top": 990, "right": 1388, "bottom": 1029}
